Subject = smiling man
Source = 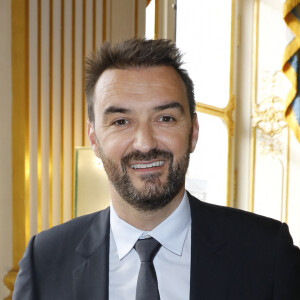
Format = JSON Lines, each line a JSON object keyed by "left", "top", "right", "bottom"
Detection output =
{"left": 13, "top": 39, "right": 300, "bottom": 300}
{"left": 88, "top": 65, "right": 198, "bottom": 230}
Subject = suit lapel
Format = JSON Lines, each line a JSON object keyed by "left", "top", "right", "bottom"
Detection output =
{"left": 73, "top": 207, "right": 110, "bottom": 300}
{"left": 189, "top": 194, "right": 231, "bottom": 300}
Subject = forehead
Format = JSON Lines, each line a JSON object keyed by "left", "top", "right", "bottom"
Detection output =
{"left": 94, "top": 66, "right": 188, "bottom": 108}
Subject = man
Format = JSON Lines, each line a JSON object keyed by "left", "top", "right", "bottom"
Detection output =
{"left": 13, "top": 39, "right": 300, "bottom": 300}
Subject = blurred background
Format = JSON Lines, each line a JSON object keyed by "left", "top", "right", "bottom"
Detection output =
{"left": 1, "top": 0, "right": 300, "bottom": 298}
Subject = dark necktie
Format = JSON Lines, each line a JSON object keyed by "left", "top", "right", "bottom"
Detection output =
{"left": 134, "top": 237, "right": 162, "bottom": 300}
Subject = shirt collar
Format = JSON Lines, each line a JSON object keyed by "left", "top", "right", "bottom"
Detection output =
{"left": 110, "top": 191, "right": 191, "bottom": 260}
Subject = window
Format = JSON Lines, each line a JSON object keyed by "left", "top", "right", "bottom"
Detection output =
{"left": 176, "top": 0, "right": 235, "bottom": 206}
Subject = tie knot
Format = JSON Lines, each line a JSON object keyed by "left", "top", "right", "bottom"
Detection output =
{"left": 134, "top": 238, "right": 161, "bottom": 262}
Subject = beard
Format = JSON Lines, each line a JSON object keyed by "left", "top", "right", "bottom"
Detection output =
{"left": 96, "top": 137, "right": 191, "bottom": 212}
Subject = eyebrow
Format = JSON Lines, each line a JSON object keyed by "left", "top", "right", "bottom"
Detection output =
{"left": 103, "top": 106, "right": 131, "bottom": 116}
{"left": 103, "top": 101, "right": 185, "bottom": 116}
{"left": 154, "top": 102, "right": 185, "bottom": 114}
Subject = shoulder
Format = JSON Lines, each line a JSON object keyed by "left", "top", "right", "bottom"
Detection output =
{"left": 33, "top": 207, "right": 110, "bottom": 253}
{"left": 187, "top": 194, "right": 300, "bottom": 297}
{"left": 188, "top": 192, "right": 285, "bottom": 244}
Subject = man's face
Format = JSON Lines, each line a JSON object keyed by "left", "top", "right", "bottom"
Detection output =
{"left": 88, "top": 66, "right": 199, "bottom": 212}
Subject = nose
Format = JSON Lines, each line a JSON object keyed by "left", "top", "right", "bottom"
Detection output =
{"left": 133, "top": 122, "right": 158, "bottom": 153}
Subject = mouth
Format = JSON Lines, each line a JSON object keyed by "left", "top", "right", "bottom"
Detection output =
{"left": 130, "top": 160, "right": 165, "bottom": 170}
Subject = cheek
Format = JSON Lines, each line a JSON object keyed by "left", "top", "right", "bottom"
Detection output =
{"left": 157, "top": 130, "right": 190, "bottom": 157}
{"left": 98, "top": 132, "right": 132, "bottom": 160}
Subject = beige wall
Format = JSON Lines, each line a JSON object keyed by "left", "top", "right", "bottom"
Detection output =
{"left": 0, "top": 1, "right": 12, "bottom": 298}
{"left": 2, "top": 1, "right": 147, "bottom": 298}
{"left": 235, "top": 0, "right": 300, "bottom": 246}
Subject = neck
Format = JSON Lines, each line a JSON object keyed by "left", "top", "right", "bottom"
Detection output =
{"left": 110, "top": 187, "right": 185, "bottom": 231}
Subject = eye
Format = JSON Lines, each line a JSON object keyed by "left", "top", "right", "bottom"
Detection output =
{"left": 112, "top": 119, "right": 129, "bottom": 126}
{"left": 158, "top": 115, "right": 175, "bottom": 123}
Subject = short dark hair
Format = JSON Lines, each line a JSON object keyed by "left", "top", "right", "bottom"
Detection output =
{"left": 85, "top": 38, "right": 195, "bottom": 123}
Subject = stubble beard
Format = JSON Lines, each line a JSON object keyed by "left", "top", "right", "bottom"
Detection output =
{"left": 96, "top": 138, "right": 191, "bottom": 213}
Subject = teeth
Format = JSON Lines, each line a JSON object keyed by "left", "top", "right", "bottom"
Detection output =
{"left": 131, "top": 160, "right": 164, "bottom": 169}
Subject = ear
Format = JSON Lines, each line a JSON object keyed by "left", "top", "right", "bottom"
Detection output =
{"left": 190, "top": 113, "right": 199, "bottom": 153}
{"left": 87, "top": 120, "right": 101, "bottom": 158}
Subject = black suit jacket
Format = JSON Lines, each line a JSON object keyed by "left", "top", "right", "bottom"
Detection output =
{"left": 13, "top": 194, "right": 300, "bottom": 299}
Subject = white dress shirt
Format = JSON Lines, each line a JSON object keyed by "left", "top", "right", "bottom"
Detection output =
{"left": 109, "top": 191, "right": 191, "bottom": 300}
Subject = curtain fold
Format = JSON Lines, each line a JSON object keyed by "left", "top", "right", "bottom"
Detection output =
{"left": 283, "top": 0, "right": 300, "bottom": 142}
